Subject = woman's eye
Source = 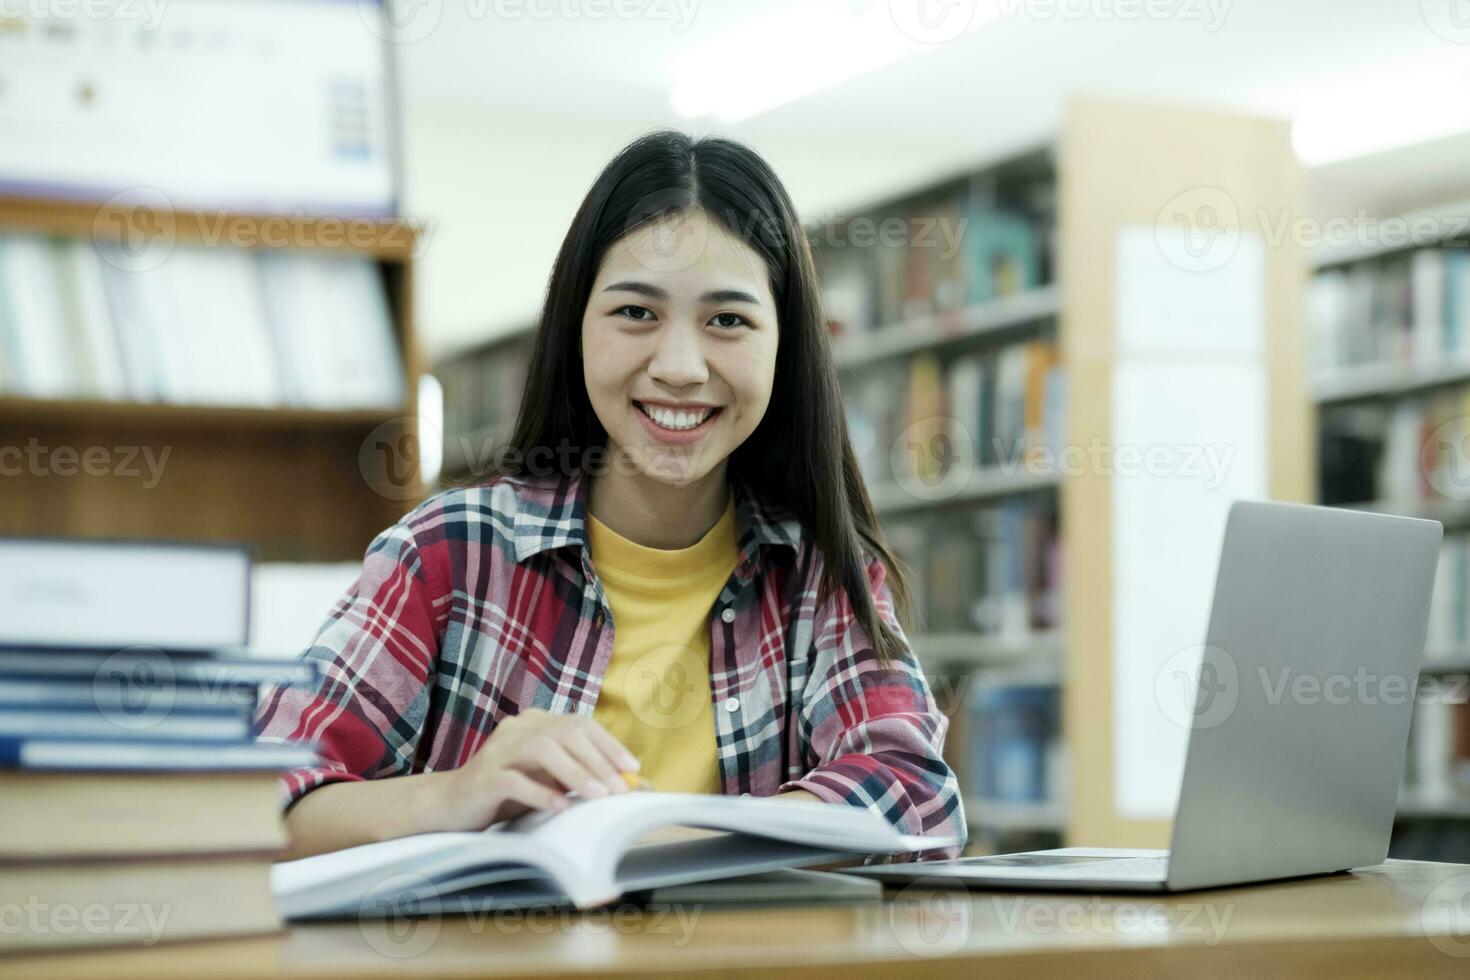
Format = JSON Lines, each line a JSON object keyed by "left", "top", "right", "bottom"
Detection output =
{"left": 710, "top": 312, "right": 749, "bottom": 329}
{"left": 615, "top": 305, "right": 655, "bottom": 322}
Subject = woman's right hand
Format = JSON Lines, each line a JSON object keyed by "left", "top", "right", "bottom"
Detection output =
{"left": 429, "top": 709, "right": 642, "bottom": 831}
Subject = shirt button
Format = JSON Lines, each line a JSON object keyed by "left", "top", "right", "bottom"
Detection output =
{"left": 724, "top": 696, "right": 740, "bottom": 712}
{"left": 720, "top": 607, "right": 736, "bottom": 623}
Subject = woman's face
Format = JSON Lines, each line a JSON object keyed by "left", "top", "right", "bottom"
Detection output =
{"left": 581, "top": 207, "right": 779, "bottom": 488}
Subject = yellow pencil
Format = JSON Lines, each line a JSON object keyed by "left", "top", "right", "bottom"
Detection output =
{"left": 621, "top": 771, "right": 653, "bottom": 792}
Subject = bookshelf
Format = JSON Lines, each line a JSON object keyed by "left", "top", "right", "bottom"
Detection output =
{"left": 821, "top": 98, "right": 1309, "bottom": 853}
{"left": 1308, "top": 201, "right": 1470, "bottom": 856}
{"left": 436, "top": 325, "right": 536, "bottom": 486}
{"left": 0, "top": 196, "right": 423, "bottom": 562}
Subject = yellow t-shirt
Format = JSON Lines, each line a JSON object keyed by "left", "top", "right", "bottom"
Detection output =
{"left": 586, "top": 492, "right": 738, "bottom": 795}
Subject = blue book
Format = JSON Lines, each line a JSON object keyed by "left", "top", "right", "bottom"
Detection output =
{"left": 0, "top": 705, "right": 253, "bottom": 742}
{"left": 0, "top": 648, "right": 318, "bottom": 689}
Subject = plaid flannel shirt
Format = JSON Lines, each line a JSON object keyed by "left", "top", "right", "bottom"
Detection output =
{"left": 255, "top": 469, "right": 966, "bottom": 861}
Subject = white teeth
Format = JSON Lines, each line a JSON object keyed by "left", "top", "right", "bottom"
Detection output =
{"left": 639, "top": 403, "right": 714, "bottom": 431}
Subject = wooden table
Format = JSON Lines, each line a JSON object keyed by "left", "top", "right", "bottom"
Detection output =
{"left": 9, "top": 860, "right": 1470, "bottom": 978}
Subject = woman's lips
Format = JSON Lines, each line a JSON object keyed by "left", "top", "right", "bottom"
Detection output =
{"left": 632, "top": 401, "right": 723, "bottom": 445}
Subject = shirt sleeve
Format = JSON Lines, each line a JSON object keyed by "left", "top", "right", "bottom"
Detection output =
{"left": 778, "top": 555, "right": 968, "bottom": 862}
{"left": 253, "top": 512, "right": 444, "bottom": 809}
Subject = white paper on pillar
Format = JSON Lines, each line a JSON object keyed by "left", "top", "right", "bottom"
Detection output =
{"left": 1110, "top": 225, "right": 1269, "bottom": 821}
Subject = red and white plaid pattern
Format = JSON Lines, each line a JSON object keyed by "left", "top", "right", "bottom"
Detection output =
{"left": 255, "top": 469, "right": 966, "bottom": 860}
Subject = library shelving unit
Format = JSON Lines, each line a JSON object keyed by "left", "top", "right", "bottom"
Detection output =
{"left": 1307, "top": 198, "right": 1470, "bottom": 862}
{"left": 0, "top": 195, "right": 423, "bottom": 561}
{"left": 434, "top": 324, "right": 536, "bottom": 487}
{"left": 819, "top": 98, "right": 1309, "bottom": 852}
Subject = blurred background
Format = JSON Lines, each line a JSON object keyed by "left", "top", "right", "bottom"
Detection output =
{"left": 3, "top": 0, "right": 1469, "bottom": 863}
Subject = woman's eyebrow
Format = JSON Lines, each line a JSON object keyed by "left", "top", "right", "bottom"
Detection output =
{"left": 602, "top": 280, "right": 761, "bottom": 305}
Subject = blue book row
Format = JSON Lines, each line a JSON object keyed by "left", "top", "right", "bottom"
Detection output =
{"left": 0, "top": 646, "right": 319, "bottom": 772}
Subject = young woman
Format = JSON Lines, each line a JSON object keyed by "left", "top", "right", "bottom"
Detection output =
{"left": 257, "top": 130, "right": 966, "bottom": 862}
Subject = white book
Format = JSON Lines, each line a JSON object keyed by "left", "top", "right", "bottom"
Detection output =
{"left": 272, "top": 791, "right": 955, "bottom": 917}
{"left": 260, "top": 254, "right": 402, "bottom": 409}
{"left": 55, "top": 241, "right": 127, "bottom": 400}
{"left": 0, "top": 235, "right": 73, "bottom": 397}
{"left": 0, "top": 538, "right": 251, "bottom": 650}
{"left": 171, "top": 249, "right": 281, "bottom": 406}
{"left": 1411, "top": 249, "right": 1445, "bottom": 365}
{"left": 96, "top": 245, "right": 165, "bottom": 400}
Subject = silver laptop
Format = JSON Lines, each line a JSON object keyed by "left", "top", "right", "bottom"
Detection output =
{"left": 847, "top": 500, "right": 1442, "bottom": 892}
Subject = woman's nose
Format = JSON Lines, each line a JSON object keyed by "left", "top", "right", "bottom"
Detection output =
{"left": 647, "top": 322, "right": 710, "bottom": 387}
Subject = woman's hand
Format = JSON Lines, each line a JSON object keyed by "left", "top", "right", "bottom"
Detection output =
{"left": 428, "top": 709, "right": 642, "bottom": 831}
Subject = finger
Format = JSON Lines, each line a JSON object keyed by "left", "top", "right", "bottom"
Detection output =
{"left": 495, "top": 769, "right": 569, "bottom": 816}
{"left": 561, "top": 729, "right": 627, "bottom": 792}
{"left": 578, "top": 717, "right": 641, "bottom": 773}
{"left": 512, "top": 736, "right": 606, "bottom": 799}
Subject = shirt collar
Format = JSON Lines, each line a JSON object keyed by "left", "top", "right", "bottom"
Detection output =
{"left": 507, "top": 468, "right": 801, "bottom": 581}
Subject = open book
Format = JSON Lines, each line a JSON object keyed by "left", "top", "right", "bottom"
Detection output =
{"left": 272, "top": 791, "right": 957, "bottom": 917}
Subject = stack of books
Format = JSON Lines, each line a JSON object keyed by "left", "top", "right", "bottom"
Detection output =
{"left": 0, "top": 538, "right": 319, "bottom": 954}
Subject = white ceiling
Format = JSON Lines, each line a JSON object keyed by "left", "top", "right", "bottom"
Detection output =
{"left": 391, "top": 0, "right": 1470, "bottom": 352}
{"left": 398, "top": 0, "right": 1470, "bottom": 150}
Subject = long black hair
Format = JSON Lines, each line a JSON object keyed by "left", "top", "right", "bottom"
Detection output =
{"left": 489, "top": 130, "right": 915, "bottom": 666}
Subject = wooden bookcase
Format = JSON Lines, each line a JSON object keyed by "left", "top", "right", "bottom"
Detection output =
{"left": 0, "top": 196, "right": 424, "bottom": 561}
{"left": 1306, "top": 197, "right": 1470, "bottom": 861}
{"left": 435, "top": 325, "right": 535, "bottom": 487}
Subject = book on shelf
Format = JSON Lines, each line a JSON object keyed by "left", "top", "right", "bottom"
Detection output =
{"left": 1318, "top": 387, "right": 1470, "bottom": 507}
{"left": 844, "top": 337, "right": 1063, "bottom": 493}
{"left": 886, "top": 501, "right": 1061, "bottom": 640}
{"left": 966, "top": 678, "right": 1063, "bottom": 810}
{"left": 438, "top": 333, "right": 534, "bottom": 475}
{"left": 816, "top": 181, "right": 1050, "bottom": 340}
{"left": 1310, "top": 246, "right": 1470, "bottom": 375}
{"left": 0, "top": 233, "right": 403, "bottom": 410}
{"left": 272, "top": 791, "right": 956, "bottom": 918}
{"left": 1404, "top": 684, "right": 1470, "bottom": 811}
